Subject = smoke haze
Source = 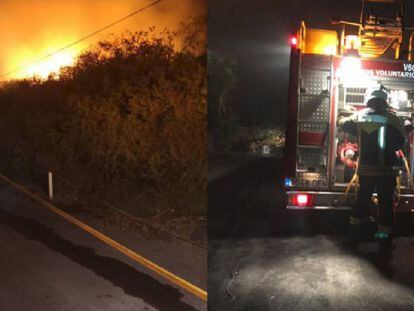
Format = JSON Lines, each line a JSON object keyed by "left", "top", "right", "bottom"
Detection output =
{"left": 0, "top": 0, "right": 205, "bottom": 79}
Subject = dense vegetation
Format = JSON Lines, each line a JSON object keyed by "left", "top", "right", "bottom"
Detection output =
{"left": 208, "top": 51, "right": 237, "bottom": 151}
{"left": 0, "top": 25, "right": 207, "bottom": 216}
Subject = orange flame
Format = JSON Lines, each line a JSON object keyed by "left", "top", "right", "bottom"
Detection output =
{"left": 0, "top": 0, "right": 205, "bottom": 80}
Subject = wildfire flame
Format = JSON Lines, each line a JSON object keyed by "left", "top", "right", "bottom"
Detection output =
{"left": 25, "top": 51, "right": 76, "bottom": 79}
{"left": 0, "top": 0, "right": 205, "bottom": 81}
{"left": 9, "top": 43, "right": 80, "bottom": 80}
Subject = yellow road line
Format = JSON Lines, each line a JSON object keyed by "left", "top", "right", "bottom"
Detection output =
{"left": 0, "top": 174, "right": 207, "bottom": 301}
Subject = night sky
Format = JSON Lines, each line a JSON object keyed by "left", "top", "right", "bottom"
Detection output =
{"left": 208, "top": 0, "right": 414, "bottom": 127}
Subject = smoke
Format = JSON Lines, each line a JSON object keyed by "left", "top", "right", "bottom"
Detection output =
{"left": 0, "top": 0, "right": 205, "bottom": 80}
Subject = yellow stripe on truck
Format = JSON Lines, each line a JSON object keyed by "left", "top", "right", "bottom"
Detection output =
{"left": 0, "top": 173, "right": 207, "bottom": 301}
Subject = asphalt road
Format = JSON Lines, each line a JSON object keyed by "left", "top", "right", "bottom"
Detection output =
{"left": 208, "top": 156, "right": 414, "bottom": 311}
{"left": 0, "top": 182, "right": 205, "bottom": 311}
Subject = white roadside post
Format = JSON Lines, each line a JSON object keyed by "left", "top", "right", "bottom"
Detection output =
{"left": 48, "top": 171, "right": 53, "bottom": 200}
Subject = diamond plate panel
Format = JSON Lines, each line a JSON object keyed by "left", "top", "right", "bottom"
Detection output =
{"left": 301, "top": 69, "right": 330, "bottom": 95}
{"left": 299, "top": 121, "right": 329, "bottom": 132}
{"left": 300, "top": 95, "right": 330, "bottom": 122}
{"left": 298, "top": 148, "right": 327, "bottom": 170}
{"left": 301, "top": 54, "right": 332, "bottom": 70}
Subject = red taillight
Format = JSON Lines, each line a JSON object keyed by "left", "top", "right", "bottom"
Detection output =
{"left": 293, "top": 194, "right": 312, "bottom": 207}
{"left": 297, "top": 194, "right": 308, "bottom": 205}
{"left": 290, "top": 36, "right": 298, "bottom": 47}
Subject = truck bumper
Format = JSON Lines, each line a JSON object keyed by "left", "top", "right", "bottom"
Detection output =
{"left": 287, "top": 190, "right": 414, "bottom": 212}
{"left": 287, "top": 191, "right": 352, "bottom": 210}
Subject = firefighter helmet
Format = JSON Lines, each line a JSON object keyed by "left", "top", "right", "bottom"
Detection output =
{"left": 366, "top": 89, "right": 388, "bottom": 110}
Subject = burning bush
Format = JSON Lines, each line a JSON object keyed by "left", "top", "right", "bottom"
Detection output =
{"left": 0, "top": 24, "right": 206, "bottom": 216}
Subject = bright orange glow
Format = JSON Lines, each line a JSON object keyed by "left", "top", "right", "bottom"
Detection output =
{"left": 24, "top": 51, "right": 76, "bottom": 79}
{"left": 323, "top": 45, "right": 337, "bottom": 56}
{"left": 304, "top": 28, "right": 338, "bottom": 56}
{"left": 0, "top": 0, "right": 205, "bottom": 81}
{"left": 9, "top": 41, "right": 80, "bottom": 79}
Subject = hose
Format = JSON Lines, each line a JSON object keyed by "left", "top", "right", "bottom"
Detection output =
{"left": 344, "top": 161, "right": 359, "bottom": 200}
{"left": 399, "top": 149, "right": 414, "bottom": 193}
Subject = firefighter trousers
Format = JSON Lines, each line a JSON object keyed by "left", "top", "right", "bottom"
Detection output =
{"left": 351, "top": 175, "right": 396, "bottom": 234}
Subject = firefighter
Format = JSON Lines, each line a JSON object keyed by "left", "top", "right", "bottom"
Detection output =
{"left": 339, "top": 90, "right": 405, "bottom": 253}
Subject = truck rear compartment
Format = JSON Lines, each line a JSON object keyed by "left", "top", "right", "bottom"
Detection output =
{"left": 285, "top": 53, "right": 414, "bottom": 211}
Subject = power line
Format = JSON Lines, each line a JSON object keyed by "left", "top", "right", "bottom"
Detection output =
{"left": 0, "top": 0, "right": 163, "bottom": 80}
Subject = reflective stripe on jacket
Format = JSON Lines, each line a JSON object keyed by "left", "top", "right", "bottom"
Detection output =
{"left": 339, "top": 108, "right": 404, "bottom": 176}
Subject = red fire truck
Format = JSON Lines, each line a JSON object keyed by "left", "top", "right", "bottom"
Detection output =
{"left": 284, "top": 0, "right": 414, "bottom": 210}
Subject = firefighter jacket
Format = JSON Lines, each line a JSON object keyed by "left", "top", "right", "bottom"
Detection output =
{"left": 339, "top": 107, "right": 405, "bottom": 176}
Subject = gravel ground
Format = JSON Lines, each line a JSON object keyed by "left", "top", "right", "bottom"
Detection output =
{"left": 208, "top": 156, "right": 414, "bottom": 311}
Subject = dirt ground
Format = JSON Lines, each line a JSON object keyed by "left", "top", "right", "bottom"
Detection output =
{"left": 208, "top": 154, "right": 414, "bottom": 311}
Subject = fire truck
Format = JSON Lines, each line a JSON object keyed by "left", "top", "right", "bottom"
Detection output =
{"left": 284, "top": 0, "right": 414, "bottom": 210}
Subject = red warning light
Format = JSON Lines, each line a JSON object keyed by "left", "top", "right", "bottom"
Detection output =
{"left": 297, "top": 194, "right": 308, "bottom": 205}
{"left": 290, "top": 36, "right": 298, "bottom": 47}
{"left": 292, "top": 193, "right": 312, "bottom": 207}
